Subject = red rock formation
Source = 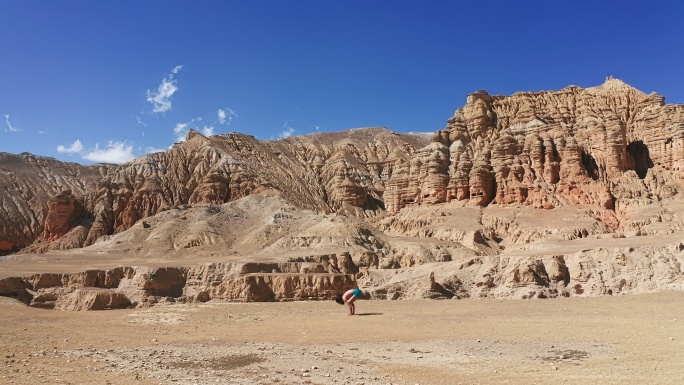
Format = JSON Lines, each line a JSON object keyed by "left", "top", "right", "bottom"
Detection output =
{"left": 1, "top": 128, "right": 430, "bottom": 251}
{"left": 2, "top": 79, "right": 684, "bottom": 253}
{"left": 0, "top": 153, "right": 110, "bottom": 250}
{"left": 44, "top": 190, "right": 88, "bottom": 241}
{"left": 0, "top": 241, "right": 16, "bottom": 252}
{"left": 386, "top": 77, "right": 684, "bottom": 211}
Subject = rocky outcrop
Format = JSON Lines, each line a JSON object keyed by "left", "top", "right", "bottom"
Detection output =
{"left": 0, "top": 153, "right": 112, "bottom": 251}
{"left": 386, "top": 77, "right": 684, "bottom": 212}
{"left": 360, "top": 240, "right": 684, "bottom": 300}
{"left": 1, "top": 79, "right": 684, "bottom": 306}
{"left": 1, "top": 129, "right": 430, "bottom": 251}
{"left": 0, "top": 276, "right": 32, "bottom": 303}
{"left": 4, "top": 238, "right": 682, "bottom": 310}
{"left": 5, "top": 79, "right": 683, "bottom": 252}
{"left": 54, "top": 288, "right": 132, "bottom": 311}
{"left": 0, "top": 257, "right": 358, "bottom": 310}
{"left": 44, "top": 190, "right": 88, "bottom": 241}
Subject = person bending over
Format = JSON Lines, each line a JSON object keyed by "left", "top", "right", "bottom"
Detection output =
{"left": 335, "top": 288, "right": 363, "bottom": 315}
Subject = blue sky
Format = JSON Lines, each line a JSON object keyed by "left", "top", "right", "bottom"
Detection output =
{"left": 1, "top": 1, "right": 683, "bottom": 164}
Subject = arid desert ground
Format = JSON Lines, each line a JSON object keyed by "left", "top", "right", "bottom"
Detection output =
{"left": 2, "top": 291, "right": 683, "bottom": 385}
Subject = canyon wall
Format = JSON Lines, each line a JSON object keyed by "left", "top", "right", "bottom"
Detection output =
{"left": 4, "top": 79, "right": 683, "bottom": 251}
{"left": 385, "top": 77, "right": 684, "bottom": 213}
{"left": 0, "top": 256, "right": 357, "bottom": 310}
{"left": 1, "top": 78, "right": 684, "bottom": 306}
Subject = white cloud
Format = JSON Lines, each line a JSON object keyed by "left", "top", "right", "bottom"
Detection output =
{"left": 57, "top": 139, "right": 137, "bottom": 164}
{"left": 4, "top": 114, "right": 21, "bottom": 132}
{"left": 173, "top": 117, "right": 202, "bottom": 142}
{"left": 146, "top": 79, "right": 177, "bottom": 113}
{"left": 144, "top": 146, "right": 167, "bottom": 154}
{"left": 146, "top": 65, "right": 183, "bottom": 113}
{"left": 202, "top": 125, "right": 214, "bottom": 137}
{"left": 280, "top": 127, "right": 294, "bottom": 138}
{"left": 218, "top": 108, "right": 238, "bottom": 125}
{"left": 82, "top": 141, "right": 135, "bottom": 164}
{"left": 57, "top": 139, "right": 84, "bottom": 154}
{"left": 278, "top": 121, "right": 295, "bottom": 139}
{"left": 174, "top": 122, "right": 189, "bottom": 142}
{"left": 38, "top": 130, "right": 47, "bottom": 135}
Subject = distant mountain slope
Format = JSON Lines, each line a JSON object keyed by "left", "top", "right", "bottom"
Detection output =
{"left": 0, "top": 152, "right": 113, "bottom": 251}
{"left": 2, "top": 79, "right": 684, "bottom": 301}
{"left": 2, "top": 78, "right": 684, "bottom": 254}
{"left": 1, "top": 128, "right": 431, "bottom": 251}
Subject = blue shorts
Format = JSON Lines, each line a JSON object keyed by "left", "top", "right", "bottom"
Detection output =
{"left": 352, "top": 288, "right": 362, "bottom": 298}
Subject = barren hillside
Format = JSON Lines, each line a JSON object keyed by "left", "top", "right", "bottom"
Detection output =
{"left": 1, "top": 78, "right": 683, "bottom": 307}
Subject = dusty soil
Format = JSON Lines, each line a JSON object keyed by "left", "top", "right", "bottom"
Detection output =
{"left": 1, "top": 292, "right": 683, "bottom": 385}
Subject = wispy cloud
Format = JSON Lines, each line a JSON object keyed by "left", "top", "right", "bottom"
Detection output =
{"left": 146, "top": 65, "right": 183, "bottom": 113}
{"left": 136, "top": 116, "right": 148, "bottom": 128}
{"left": 174, "top": 122, "right": 189, "bottom": 142}
{"left": 144, "top": 146, "right": 167, "bottom": 154}
{"left": 3, "top": 114, "right": 21, "bottom": 132}
{"left": 218, "top": 108, "right": 238, "bottom": 125}
{"left": 57, "top": 139, "right": 84, "bottom": 154}
{"left": 202, "top": 125, "right": 214, "bottom": 137}
{"left": 173, "top": 117, "right": 202, "bottom": 142}
{"left": 58, "top": 139, "right": 136, "bottom": 164}
{"left": 278, "top": 121, "right": 295, "bottom": 139}
{"left": 82, "top": 141, "right": 135, "bottom": 164}
{"left": 38, "top": 130, "right": 48, "bottom": 135}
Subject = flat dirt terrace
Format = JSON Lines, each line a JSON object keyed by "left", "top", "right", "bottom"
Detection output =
{"left": 1, "top": 292, "right": 683, "bottom": 385}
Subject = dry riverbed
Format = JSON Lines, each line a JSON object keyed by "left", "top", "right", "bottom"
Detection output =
{"left": 1, "top": 292, "right": 683, "bottom": 385}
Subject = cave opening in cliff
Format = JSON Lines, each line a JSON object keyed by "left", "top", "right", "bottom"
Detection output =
{"left": 626, "top": 141, "right": 653, "bottom": 179}
{"left": 581, "top": 150, "right": 599, "bottom": 181}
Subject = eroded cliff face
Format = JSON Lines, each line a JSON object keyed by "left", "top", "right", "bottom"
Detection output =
{"left": 385, "top": 77, "right": 684, "bottom": 214}
{"left": 6, "top": 79, "right": 683, "bottom": 251}
{"left": 2, "top": 239, "right": 682, "bottom": 309}
{"left": 0, "top": 153, "right": 112, "bottom": 252}
{"left": 2, "top": 128, "right": 430, "bottom": 251}
{"left": 0, "top": 256, "right": 357, "bottom": 310}
{"left": 2, "top": 79, "right": 684, "bottom": 306}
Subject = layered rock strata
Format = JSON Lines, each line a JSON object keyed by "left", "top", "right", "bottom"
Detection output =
{"left": 4, "top": 79, "right": 684, "bottom": 251}
{"left": 386, "top": 77, "right": 684, "bottom": 212}
{"left": 4, "top": 238, "right": 681, "bottom": 310}
{"left": 1, "top": 129, "right": 430, "bottom": 250}
{"left": 0, "top": 153, "right": 111, "bottom": 251}
{"left": 0, "top": 254, "right": 357, "bottom": 310}
{"left": 44, "top": 190, "right": 89, "bottom": 241}
{"left": 1, "top": 79, "right": 684, "bottom": 307}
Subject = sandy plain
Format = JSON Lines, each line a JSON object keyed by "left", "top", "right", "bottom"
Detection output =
{"left": 2, "top": 291, "right": 684, "bottom": 385}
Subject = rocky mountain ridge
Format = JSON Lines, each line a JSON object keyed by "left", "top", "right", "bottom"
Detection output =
{"left": 1, "top": 78, "right": 683, "bottom": 307}
{"left": 1, "top": 127, "right": 432, "bottom": 253}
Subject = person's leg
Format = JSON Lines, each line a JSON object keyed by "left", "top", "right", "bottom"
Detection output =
{"left": 346, "top": 295, "right": 357, "bottom": 315}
